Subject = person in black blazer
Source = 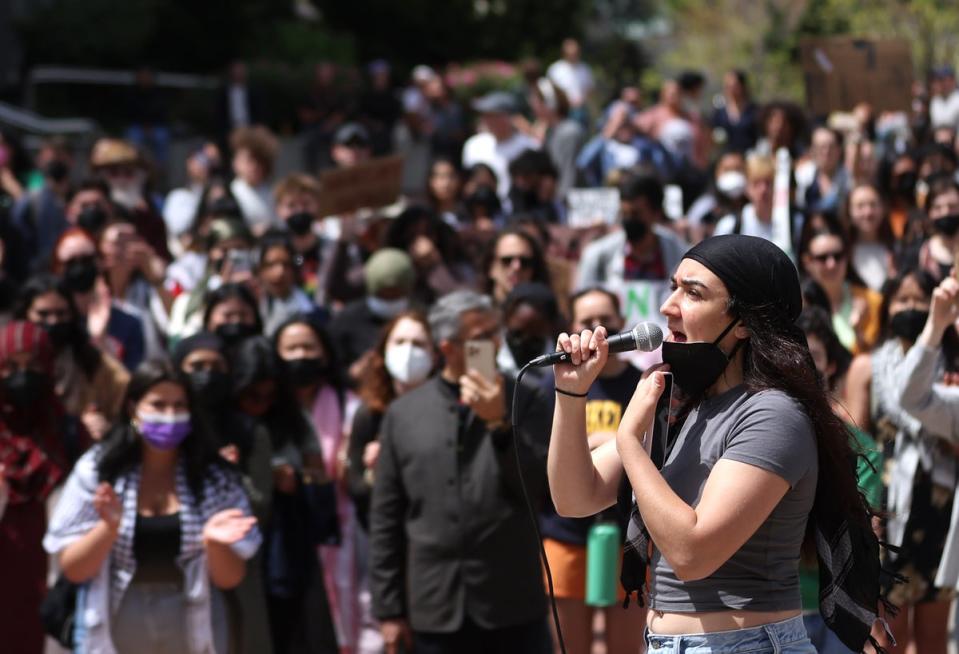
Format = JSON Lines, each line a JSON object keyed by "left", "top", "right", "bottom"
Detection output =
{"left": 370, "top": 290, "right": 553, "bottom": 654}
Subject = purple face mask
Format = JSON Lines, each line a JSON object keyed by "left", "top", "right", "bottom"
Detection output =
{"left": 137, "top": 412, "right": 192, "bottom": 451}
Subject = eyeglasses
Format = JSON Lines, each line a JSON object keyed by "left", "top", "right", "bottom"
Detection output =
{"left": 809, "top": 250, "right": 846, "bottom": 264}
{"left": 497, "top": 255, "right": 534, "bottom": 269}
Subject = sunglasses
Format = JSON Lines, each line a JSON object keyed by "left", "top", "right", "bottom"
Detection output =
{"left": 498, "top": 255, "right": 534, "bottom": 269}
{"left": 809, "top": 250, "right": 846, "bottom": 264}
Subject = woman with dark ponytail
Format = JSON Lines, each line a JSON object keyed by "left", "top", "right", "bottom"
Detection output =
{"left": 548, "top": 235, "right": 888, "bottom": 653}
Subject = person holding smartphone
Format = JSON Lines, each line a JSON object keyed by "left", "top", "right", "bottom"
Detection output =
{"left": 370, "top": 290, "right": 553, "bottom": 654}
{"left": 548, "top": 235, "right": 885, "bottom": 654}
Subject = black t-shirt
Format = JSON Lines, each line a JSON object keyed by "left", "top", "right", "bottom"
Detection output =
{"left": 539, "top": 364, "right": 643, "bottom": 545}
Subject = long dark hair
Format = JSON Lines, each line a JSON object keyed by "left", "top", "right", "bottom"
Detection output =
{"left": 97, "top": 359, "right": 227, "bottom": 500}
{"left": 727, "top": 294, "right": 872, "bottom": 548}
{"left": 202, "top": 282, "right": 263, "bottom": 334}
{"left": 13, "top": 274, "right": 102, "bottom": 378}
{"left": 272, "top": 314, "right": 345, "bottom": 394}
{"left": 479, "top": 228, "right": 551, "bottom": 297}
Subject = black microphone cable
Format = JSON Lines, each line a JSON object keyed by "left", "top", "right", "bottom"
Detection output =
{"left": 511, "top": 361, "right": 567, "bottom": 654}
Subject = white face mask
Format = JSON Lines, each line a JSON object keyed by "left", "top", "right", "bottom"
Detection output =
{"left": 109, "top": 174, "right": 146, "bottom": 210}
{"left": 384, "top": 342, "right": 433, "bottom": 385}
{"left": 367, "top": 295, "right": 410, "bottom": 319}
{"left": 716, "top": 170, "right": 747, "bottom": 198}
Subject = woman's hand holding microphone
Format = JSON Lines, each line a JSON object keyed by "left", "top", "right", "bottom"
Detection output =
{"left": 553, "top": 327, "right": 609, "bottom": 397}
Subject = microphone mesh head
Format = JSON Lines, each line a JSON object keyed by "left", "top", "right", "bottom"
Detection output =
{"left": 634, "top": 323, "right": 664, "bottom": 351}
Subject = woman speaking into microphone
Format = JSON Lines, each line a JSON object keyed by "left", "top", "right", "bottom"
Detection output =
{"left": 548, "top": 235, "right": 889, "bottom": 654}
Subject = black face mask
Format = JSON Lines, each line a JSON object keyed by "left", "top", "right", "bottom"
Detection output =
{"left": 286, "top": 212, "right": 314, "bottom": 237}
{"left": 623, "top": 218, "right": 649, "bottom": 243}
{"left": 188, "top": 369, "right": 231, "bottom": 407}
{"left": 215, "top": 322, "right": 258, "bottom": 347}
{"left": 2, "top": 369, "right": 47, "bottom": 410}
{"left": 62, "top": 256, "right": 99, "bottom": 293}
{"left": 77, "top": 206, "right": 108, "bottom": 234}
{"left": 889, "top": 309, "right": 929, "bottom": 343}
{"left": 39, "top": 321, "right": 75, "bottom": 350}
{"left": 506, "top": 332, "right": 545, "bottom": 367}
{"left": 661, "top": 319, "right": 739, "bottom": 398}
{"left": 45, "top": 160, "right": 70, "bottom": 183}
{"left": 894, "top": 172, "right": 917, "bottom": 199}
{"left": 933, "top": 213, "right": 959, "bottom": 237}
{"left": 283, "top": 357, "right": 328, "bottom": 388}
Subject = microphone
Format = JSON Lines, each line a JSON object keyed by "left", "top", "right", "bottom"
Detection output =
{"left": 529, "top": 322, "right": 664, "bottom": 367}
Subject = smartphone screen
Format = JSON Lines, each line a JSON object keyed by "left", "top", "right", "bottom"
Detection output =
{"left": 464, "top": 339, "right": 497, "bottom": 382}
{"left": 648, "top": 372, "right": 674, "bottom": 469}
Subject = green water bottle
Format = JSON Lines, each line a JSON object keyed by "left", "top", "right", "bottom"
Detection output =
{"left": 585, "top": 521, "right": 621, "bottom": 607}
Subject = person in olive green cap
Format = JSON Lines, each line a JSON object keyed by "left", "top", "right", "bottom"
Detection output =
{"left": 328, "top": 248, "right": 417, "bottom": 376}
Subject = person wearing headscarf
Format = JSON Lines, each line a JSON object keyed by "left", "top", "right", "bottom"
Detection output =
{"left": 548, "top": 235, "right": 889, "bottom": 653}
{"left": 0, "top": 322, "right": 80, "bottom": 654}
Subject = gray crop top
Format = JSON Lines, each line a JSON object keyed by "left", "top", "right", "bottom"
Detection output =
{"left": 648, "top": 386, "right": 818, "bottom": 612}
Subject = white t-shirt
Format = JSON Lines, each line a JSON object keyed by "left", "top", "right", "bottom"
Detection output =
{"left": 931, "top": 89, "right": 959, "bottom": 130}
{"left": 461, "top": 130, "right": 540, "bottom": 200}
{"left": 228, "top": 84, "right": 250, "bottom": 129}
{"left": 546, "top": 59, "right": 594, "bottom": 106}
{"left": 230, "top": 178, "right": 277, "bottom": 232}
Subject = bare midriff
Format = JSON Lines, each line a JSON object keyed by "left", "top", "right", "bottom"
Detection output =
{"left": 647, "top": 608, "right": 801, "bottom": 635}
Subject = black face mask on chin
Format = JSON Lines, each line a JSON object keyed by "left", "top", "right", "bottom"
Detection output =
{"left": 661, "top": 319, "right": 740, "bottom": 398}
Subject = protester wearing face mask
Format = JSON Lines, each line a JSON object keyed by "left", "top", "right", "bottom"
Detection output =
{"left": 550, "top": 235, "right": 886, "bottom": 654}
{"left": 9, "top": 137, "right": 73, "bottom": 278}
{"left": 166, "top": 217, "right": 256, "bottom": 342}
{"left": 538, "top": 288, "right": 645, "bottom": 654}
{"left": 45, "top": 359, "right": 261, "bottom": 654}
{"left": 89, "top": 138, "right": 171, "bottom": 260}
{"left": 256, "top": 229, "right": 324, "bottom": 336}
{"left": 275, "top": 316, "right": 364, "bottom": 651}
{"left": 919, "top": 177, "right": 959, "bottom": 282}
{"left": 845, "top": 269, "right": 959, "bottom": 653}
{"left": 65, "top": 178, "right": 114, "bottom": 237}
{"left": 686, "top": 152, "right": 749, "bottom": 244}
{"left": 329, "top": 248, "right": 417, "bottom": 379}
{"left": 274, "top": 173, "right": 339, "bottom": 306}
{"left": 230, "top": 336, "right": 337, "bottom": 654}
{"left": 172, "top": 332, "right": 274, "bottom": 654}
{"left": 15, "top": 275, "right": 130, "bottom": 441}
{"left": 202, "top": 282, "right": 263, "bottom": 351}
{"left": 577, "top": 172, "right": 689, "bottom": 288}
{"left": 497, "top": 281, "right": 561, "bottom": 379}
{"left": 54, "top": 226, "right": 161, "bottom": 370}
{"left": 348, "top": 311, "right": 436, "bottom": 529}
{"left": 0, "top": 322, "right": 78, "bottom": 654}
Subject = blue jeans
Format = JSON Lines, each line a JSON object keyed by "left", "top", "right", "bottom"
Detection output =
{"left": 802, "top": 613, "right": 853, "bottom": 654}
{"left": 645, "top": 615, "right": 816, "bottom": 653}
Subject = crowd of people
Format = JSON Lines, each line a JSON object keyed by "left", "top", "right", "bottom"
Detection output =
{"left": 3, "top": 38, "right": 959, "bottom": 654}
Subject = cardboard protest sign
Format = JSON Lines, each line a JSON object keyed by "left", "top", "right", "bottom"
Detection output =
{"left": 567, "top": 188, "right": 620, "bottom": 228}
{"left": 800, "top": 37, "right": 913, "bottom": 114}
{"left": 317, "top": 155, "right": 404, "bottom": 216}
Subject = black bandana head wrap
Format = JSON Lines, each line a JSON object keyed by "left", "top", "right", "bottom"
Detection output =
{"left": 621, "top": 235, "right": 898, "bottom": 653}
{"left": 683, "top": 234, "right": 802, "bottom": 328}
